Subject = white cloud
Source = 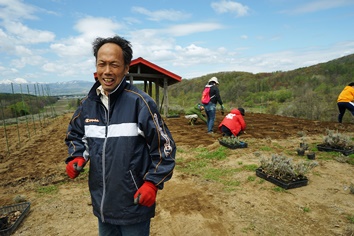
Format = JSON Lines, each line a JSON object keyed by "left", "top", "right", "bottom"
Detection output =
{"left": 240, "top": 35, "right": 248, "bottom": 39}
{"left": 282, "top": 0, "right": 354, "bottom": 14}
{"left": 74, "top": 17, "right": 123, "bottom": 39}
{"left": 13, "top": 77, "right": 28, "bottom": 84}
{"left": 0, "top": 0, "right": 38, "bottom": 21}
{"left": 4, "top": 21, "right": 55, "bottom": 44}
{"left": 50, "top": 38, "right": 91, "bottom": 58}
{"left": 42, "top": 58, "right": 94, "bottom": 78}
{"left": 211, "top": 0, "right": 250, "bottom": 16}
{"left": 50, "top": 17, "right": 124, "bottom": 59}
{"left": 14, "top": 45, "right": 32, "bottom": 55}
{"left": 166, "top": 22, "right": 224, "bottom": 36}
{"left": 11, "top": 54, "right": 44, "bottom": 68}
{"left": 222, "top": 41, "right": 354, "bottom": 74}
{"left": 132, "top": 7, "right": 190, "bottom": 21}
{"left": 42, "top": 62, "right": 62, "bottom": 72}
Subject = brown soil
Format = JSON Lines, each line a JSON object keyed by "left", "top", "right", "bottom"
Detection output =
{"left": 2, "top": 111, "right": 354, "bottom": 235}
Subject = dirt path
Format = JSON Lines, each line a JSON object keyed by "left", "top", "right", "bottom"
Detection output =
{"left": 1, "top": 112, "right": 354, "bottom": 235}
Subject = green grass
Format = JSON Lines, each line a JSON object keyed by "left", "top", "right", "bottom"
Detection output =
{"left": 36, "top": 185, "right": 59, "bottom": 195}
{"left": 303, "top": 207, "right": 310, "bottom": 213}
{"left": 259, "top": 146, "right": 273, "bottom": 151}
{"left": 176, "top": 147, "right": 257, "bottom": 191}
{"left": 241, "top": 164, "right": 258, "bottom": 171}
{"left": 196, "top": 146, "right": 228, "bottom": 160}
{"left": 347, "top": 215, "right": 354, "bottom": 224}
{"left": 247, "top": 176, "right": 256, "bottom": 181}
{"left": 272, "top": 186, "right": 287, "bottom": 192}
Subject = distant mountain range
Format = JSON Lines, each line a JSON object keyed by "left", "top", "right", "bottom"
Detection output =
{"left": 0, "top": 80, "right": 95, "bottom": 96}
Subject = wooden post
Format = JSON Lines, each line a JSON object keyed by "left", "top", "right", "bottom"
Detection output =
{"left": 148, "top": 81, "right": 152, "bottom": 97}
{"left": 163, "top": 78, "right": 168, "bottom": 117}
{"left": 155, "top": 83, "right": 159, "bottom": 107}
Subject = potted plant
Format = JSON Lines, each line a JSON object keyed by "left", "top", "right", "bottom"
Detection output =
{"left": 256, "top": 154, "right": 318, "bottom": 189}
{"left": 297, "top": 140, "right": 316, "bottom": 159}
{"left": 317, "top": 129, "right": 354, "bottom": 156}
{"left": 218, "top": 136, "right": 247, "bottom": 149}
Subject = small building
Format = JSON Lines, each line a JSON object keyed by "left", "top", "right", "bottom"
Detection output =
{"left": 128, "top": 57, "right": 182, "bottom": 116}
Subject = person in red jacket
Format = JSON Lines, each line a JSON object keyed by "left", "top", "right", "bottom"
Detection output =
{"left": 218, "top": 108, "right": 246, "bottom": 137}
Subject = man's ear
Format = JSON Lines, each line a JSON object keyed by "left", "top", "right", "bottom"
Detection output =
{"left": 125, "top": 65, "right": 130, "bottom": 75}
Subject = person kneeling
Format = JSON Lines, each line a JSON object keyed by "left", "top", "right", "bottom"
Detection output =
{"left": 219, "top": 108, "right": 246, "bottom": 137}
{"left": 185, "top": 104, "right": 207, "bottom": 125}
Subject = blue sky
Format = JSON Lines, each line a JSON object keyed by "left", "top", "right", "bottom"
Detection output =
{"left": 0, "top": 0, "right": 353, "bottom": 84}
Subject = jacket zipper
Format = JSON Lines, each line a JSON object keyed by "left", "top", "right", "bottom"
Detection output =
{"left": 100, "top": 100, "right": 109, "bottom": 222}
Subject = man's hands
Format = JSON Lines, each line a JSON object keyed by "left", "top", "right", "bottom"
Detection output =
{"left": 66, "top": 157, "right": 86, "bottom": 179}
{"left": 134, "top": 181, "right": 157, "bottom": 207}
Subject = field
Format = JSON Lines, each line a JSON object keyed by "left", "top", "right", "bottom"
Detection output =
{"left": 2, "top": 110, "right": 354, "bottom": 235}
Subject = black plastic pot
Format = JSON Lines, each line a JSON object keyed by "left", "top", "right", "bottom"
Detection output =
{"left": 307, "top": 152, "right": 316, "bottom": 160}
{"left": 297, "top": 148, "right": 305, "bottom": 156}
{"left": 256, "top": 168, "right": 308, "bottom": 190}
{"left": 317, "top": 144, "right": 354, "bottom": 156}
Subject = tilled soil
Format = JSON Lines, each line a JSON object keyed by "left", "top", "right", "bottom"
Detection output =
{"left": 1, "top": 111, "right": 354, "bottom": 235}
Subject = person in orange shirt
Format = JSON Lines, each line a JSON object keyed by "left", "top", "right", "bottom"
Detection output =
{"left": 337, "top": 82, "right": 354, "bottom": 123}
{"left": 218, "top": 108, "right": 246, "bottom": 137}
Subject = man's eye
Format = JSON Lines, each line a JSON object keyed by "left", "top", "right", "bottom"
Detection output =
{"left": 111, "top": 64, "right": 119, "bottom": 68}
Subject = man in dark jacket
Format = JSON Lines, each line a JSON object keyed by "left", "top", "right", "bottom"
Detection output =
{"left": 204, "top": 77, "right": 224, "bottom": 133}
{"left": 64, "top": 35, "right": 176, "bottom": 236}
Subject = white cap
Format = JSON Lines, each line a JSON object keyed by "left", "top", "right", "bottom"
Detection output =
{"left": 208, "top": 77, "right": 219, "bottom": 84}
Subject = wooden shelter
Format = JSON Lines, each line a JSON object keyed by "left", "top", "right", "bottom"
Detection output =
{"left": 128, "top": 57, "right": 182, "bottom": 116}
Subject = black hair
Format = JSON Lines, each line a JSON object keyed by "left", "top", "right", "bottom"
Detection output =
{"left": 238, "top": 107, "right": 245, "bottom": 116}
{"left": 348, "top": 82, "right": 354, "bottom": 86}
{"left": 92, "top": 35, "right": 133, "bottom": 66}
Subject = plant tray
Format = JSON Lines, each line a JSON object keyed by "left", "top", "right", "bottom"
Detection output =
{"left": 255, "top": 168, "right": 308, "bottom": 190}
{"left": 316, "top": 144, "right": 354, "bottom": 156}
{"left": 218, "top": 140, "right": 248, "bottom": 149}
{"left": 0, "top": 202, "right": 31, "bottom": 236}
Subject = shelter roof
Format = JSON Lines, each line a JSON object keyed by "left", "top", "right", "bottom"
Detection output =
{"left": 129, "top": 57, "right": 182, "bottom": 86}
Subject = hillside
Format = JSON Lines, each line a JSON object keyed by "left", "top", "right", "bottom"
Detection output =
{"left": 168, "top": 53, "right": 354, "bottom": 122}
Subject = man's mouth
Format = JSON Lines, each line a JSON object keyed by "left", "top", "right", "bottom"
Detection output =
{"left": 103, "top": 78, "right": 114, "bottom": 83}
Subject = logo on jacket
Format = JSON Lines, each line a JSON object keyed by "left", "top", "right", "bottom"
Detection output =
{"left": 226, "top": 113, "right": 235, "bottom": 119}
{"left": 85, "top": 118, "right": 99, "bottom": 123}
{"left": 153, "top": 113, "right": 172, "bottom": 156}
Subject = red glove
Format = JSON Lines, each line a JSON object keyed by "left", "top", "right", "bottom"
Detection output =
{"left": 134, "top": 181, "right": 157, "bottom": 207}
{"left": 66, "top": 157, "right": 86, "bottom": 179}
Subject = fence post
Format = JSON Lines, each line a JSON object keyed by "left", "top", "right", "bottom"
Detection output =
{"left": 20, "top": 84, "right": 31, "bottom": 139}
{"left": 0, "top": 99, "right": 10, "bottom": 154}
{"left": 11, "top": 83, "right": 21, "bottom": 147}
{"left": 27, "top": 84, "right": 37, "bottom": 134}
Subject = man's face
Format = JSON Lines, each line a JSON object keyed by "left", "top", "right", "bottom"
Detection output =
{"left": 96, "top": 43, "right": 129, "bottom": 95}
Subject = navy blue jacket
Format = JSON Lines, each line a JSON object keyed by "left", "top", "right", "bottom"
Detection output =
{"left": 65, "top": 78, "right": 176, "bottom": 225}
